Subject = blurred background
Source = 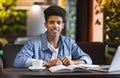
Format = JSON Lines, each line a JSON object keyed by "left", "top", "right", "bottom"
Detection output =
{"left": 0, "top": 0, "right": 120, "bottom": 56}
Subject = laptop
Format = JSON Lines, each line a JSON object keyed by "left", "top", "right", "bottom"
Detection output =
{"left": 89, "top": 46, "right": 120, "bottom": 72}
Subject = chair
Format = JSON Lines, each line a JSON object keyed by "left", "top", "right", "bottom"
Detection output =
{"left": 0, "top": 42, "right": 106, "bottom": 71}
{"left": 0, "top": 44, "right": 23, "bottom": 70}
{"left": 77, "top": 42, "right": 106, "bottom": 64}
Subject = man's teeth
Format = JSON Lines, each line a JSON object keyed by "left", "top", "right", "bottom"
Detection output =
{"left": 53, "top": 30, "right": 58, "bottom": 31}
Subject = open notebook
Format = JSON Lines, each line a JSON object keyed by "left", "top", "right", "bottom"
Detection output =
{"left": 89, "top": 46, "right": 120, "bottom": 72}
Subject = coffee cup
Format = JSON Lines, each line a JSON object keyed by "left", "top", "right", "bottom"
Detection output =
{"left": 32, "top": 60, "right": 43, "bottom": 68}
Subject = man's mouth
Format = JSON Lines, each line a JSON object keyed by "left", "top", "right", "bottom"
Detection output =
{"left": 52, "top": 29, "right": 59, "bottom": 32}
{"left": 52, "top": 28, "right": 60, "bottom": 32}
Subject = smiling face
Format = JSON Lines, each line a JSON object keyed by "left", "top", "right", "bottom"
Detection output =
{"left": 45, "top": 16, "right": 64, "bottom": 38}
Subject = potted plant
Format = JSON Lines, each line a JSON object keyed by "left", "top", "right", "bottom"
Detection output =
{"left": 95, "top": 0, "right": 120, "bottom": 56}
{"left": 96, "top": 0, "right": 120, "bottom": 52}
{"left": 0, "top": 0, "right": 27, "bottom": 43}
{"left": 102, "top": 0, "right": 120, "bottom": 47}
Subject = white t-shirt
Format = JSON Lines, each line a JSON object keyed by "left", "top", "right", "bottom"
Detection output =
{"left": 48, "top": 42, "right": 59, "bottom": 60}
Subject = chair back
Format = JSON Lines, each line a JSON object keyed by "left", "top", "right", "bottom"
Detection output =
{"left": 77, "top": 42, "right": 106, "bottom": 64}
{"left": 2, "top": 42, "right": 106, "bottom": 68}
{"left": 2, "top": 44, "right": 23, "bottom": 68}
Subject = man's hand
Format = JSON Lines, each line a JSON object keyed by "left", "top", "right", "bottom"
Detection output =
{"left": 61, "top": 57, "right": 86, "bottom": 66}
{"left": 44, "top": 59, "right": 62, "bottom": 67}
{"left": 61, "top": 57, "right": 72, "bottom": 66}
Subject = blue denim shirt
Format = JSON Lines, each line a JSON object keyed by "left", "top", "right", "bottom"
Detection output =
{"left": 13, "top": 32, "right": 92, "bottom": 68}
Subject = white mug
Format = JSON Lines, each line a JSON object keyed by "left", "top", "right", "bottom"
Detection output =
{"left": 32, "top": 60, "right": 43, "bottom": 68}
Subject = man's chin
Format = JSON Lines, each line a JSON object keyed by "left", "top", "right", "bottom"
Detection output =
{"left": 52, "top": 34, "right": 60, "bottom": 37}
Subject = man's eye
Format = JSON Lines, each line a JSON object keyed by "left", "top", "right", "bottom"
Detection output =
{"left": 57, "top": 21, "right": 62, "bottom": 24}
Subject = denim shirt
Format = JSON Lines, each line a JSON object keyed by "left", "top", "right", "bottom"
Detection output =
{"left": 13, "top": 32, "right": 92, "bottom": 68}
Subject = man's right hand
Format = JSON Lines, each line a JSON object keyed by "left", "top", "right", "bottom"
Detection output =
{"left": 44, "top": 59, "right": 62, "bottom": 67}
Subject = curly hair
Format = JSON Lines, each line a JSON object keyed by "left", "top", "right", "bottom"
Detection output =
{"left": 44, "top": 5, "right": 66, "bottom": 23}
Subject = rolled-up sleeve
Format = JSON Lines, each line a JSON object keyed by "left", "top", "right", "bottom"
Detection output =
{"left": 13, "top": 39, "right": 34, "bottom": 68}
{"left": 70, "top": 40, "right": 92, "bottom": 64}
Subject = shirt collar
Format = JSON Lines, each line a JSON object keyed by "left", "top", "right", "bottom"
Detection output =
{"left": 41, "top": 32, "right": 48, "bottom": 50}
{"left": 41, "top": 32, "right": 64, "bottom": 51}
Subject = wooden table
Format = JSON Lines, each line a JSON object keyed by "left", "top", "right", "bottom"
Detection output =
{"left": 2, "top": 68, "right": 120, "bottom": 78}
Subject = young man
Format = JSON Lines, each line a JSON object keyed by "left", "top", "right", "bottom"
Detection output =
{"left": 13, "top": 5, "right": 92, "bottom": 68}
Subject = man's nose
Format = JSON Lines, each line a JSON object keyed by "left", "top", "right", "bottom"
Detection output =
{"left": 53, "top": 23, "right": 58, "bottom": 27}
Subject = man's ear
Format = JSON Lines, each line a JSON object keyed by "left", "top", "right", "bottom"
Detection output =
{"left": 62, "top": 23, "right": 65, "bottom": 29}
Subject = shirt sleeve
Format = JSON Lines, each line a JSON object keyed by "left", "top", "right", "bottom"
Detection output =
{"left": 71, "top": 40, "right": 92, "bottom": 64}
{"left": 25, "top": 58, "right": 36, "bottom": 67}
{"left": 13, "top": 39, "right": 35, "bottom": 68}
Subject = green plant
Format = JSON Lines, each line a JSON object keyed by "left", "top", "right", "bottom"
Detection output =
{"left": 96, "top": 0, "right": 120, "bottom": 48}
{"left": 0, "top": 0, "right": 27, "bottom": 42}
{"left": 67, "top": 0, "right": 76, "bottom": 39}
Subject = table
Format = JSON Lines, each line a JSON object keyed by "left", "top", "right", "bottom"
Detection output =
{"left": 2, "top": 68, "right": 120, "bottom": 78}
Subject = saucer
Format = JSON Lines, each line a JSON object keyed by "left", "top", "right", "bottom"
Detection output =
{"left": 28, "top": 66, "right": 46, "bottom": 72}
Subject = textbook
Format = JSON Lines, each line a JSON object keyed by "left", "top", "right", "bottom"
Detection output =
{"left": 49, "top": 64, "right": 99, "bottom": 73}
